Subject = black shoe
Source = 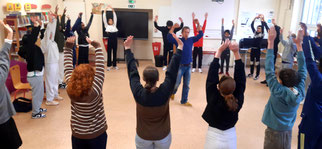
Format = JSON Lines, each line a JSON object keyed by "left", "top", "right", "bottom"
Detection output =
{"left": 247, "top": 74, "right": 253, "bottom": 78}
{"left": 260, "top": 80, "right": 267, "bottom": 84}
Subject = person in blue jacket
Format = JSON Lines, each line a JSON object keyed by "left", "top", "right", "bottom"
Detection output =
{"left": 167, "top": 23, "right": 203, "bottom": 106}
{"left": 262, "top": 26, "right": 307, "bottom": 149}
{"left": 298, "top": 23, "right": 322, "bottom": 149}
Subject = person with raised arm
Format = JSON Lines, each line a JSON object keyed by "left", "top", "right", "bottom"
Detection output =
{"left": 75, "top": 11, "right": 94, "bottom": 64}
{"left": 191, "top": 12, "right": 207, "bottom": 73}
{"left": 54, "top": 6, "right": 67, "bottom": 89}
{"left": 41, "top": 11, "right": 63, "bottom": 106}
{"left": 0, "top": 20, "right": 22, "bottom": 149}
{"left": 154, "top": 15, "right": 184, "bottom": 71}
{"left": 167, "top": 22, "right": 203, "bottom": 106}
{"left": 202, "top": 39, "right": 246, "bottom": 149}
{"left": 262, "top": 26, "right": 306, "bottom": 149}
{"left": 103, "top": 5, "right": 119, "bottom": 71}
{"left": 279, "top": 28, "right": 297, "bottom": 69}
{"left": 248, "top": 14, "right": 269, "bottom": 80}
{"left": 125, "top": 34, "right": 182, "bottom": 149}
{"left": 18, "top": 16, "right": 47, "bottom": 118}
{"left": 219, "top": 18, "right": 235, "bottom": 76}
{"left": 64, "top": 36, "right": 107, "bottom": 149}
{"left": 65, "top": 13, "right": 79, "bottom": 67}
{"left": 297, "top": 23, "right": 322, "bottom": 149}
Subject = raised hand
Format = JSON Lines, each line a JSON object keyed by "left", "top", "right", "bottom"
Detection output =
{"left": 294, "top": 30, "right": 304, "bottom": 45}
{"left": 67, "top": 15, "right": 70, "bottom": 20}
{"left": 66, "top": 36, "right": 76, "bottom": 49}
{"left": 173, "top": 23, "right": 180, "bottom": 29}
{"left": 192, "top": 12, "right": 195, "bottom": 19}
{"left": 215, "top": 39, "right": 230, "bottom": 58}
{"left": 267, "top": 26, "right": 276, "bottom": 49}
{"left": 179, "top": 17, "right": 183, "bottom": 23}
{"left": 0, "top": 20, "right": 13, "bottom": 40}
{"left": 79, "top": 12, "right": 83, "bottom": 18}
{"left": 205, "top": 13, "right": 208, "bottom": 19}
{"left": 232, "top": 19, "right": 235, "bottom": 26}
{"left": 124, "top": 36, "right": 134, "bottom": 49}
{"left": 154, "top": 15, "right": 158, "bottom": 22}
{"left": 172, "top": 33, "right": 183, "bottom": 50}
{"left": 63, "top": 7, "right": 67, "bottom": 14}
{"left": 55, "top": 5, "right": 59, "bottom": 15}
{"left": 222, "top": 18, "right": 224, "bottom": 25}
{"left": 86, "top": 37, "right": 100, "bottom": 48}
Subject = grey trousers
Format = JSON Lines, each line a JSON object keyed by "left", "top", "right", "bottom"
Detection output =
{"left": 27, "top": 76, "right": 44, "bottom": 115}
{"left": 264, "top": 127, "right": 292, "bottom": 149}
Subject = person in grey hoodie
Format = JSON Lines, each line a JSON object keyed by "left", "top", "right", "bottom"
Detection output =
{"left": 280, "top": 28, "right": 297, "bottom": 69}
{"left": 0, "top": 20, "right": 22, "bottom": 149}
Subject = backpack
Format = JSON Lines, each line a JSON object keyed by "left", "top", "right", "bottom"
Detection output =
{"left": 12, "top": 97, "right": 32, "bottom": 112}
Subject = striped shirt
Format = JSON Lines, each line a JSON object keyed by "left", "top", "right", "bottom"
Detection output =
{"left": 64, "top": 46, "right": 107, "bottom": 139}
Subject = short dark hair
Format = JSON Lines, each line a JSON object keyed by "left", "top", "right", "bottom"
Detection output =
{"left": 291, "top": 33, "right": 296, "bottom": 39}
{"left": 279, "top": 68, "right": 299, "bottom": 87}
{"left": 224, "top": 30, "right": 231, "bottom": 35}
{"left": 257, "top": 25, "right": 262, "bottom": 29}
{"left": 166, "top": 21, "right": 173, "bottom": 27}
{"left": 143, "top": 66, "right": 159, "bottom": 92}
{"left": 182, "top": 26, "right": 190, "bottom": 32}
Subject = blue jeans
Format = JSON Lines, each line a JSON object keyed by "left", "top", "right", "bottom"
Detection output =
{"left": 173, "top": 65, "right": 191, "bottom": 104}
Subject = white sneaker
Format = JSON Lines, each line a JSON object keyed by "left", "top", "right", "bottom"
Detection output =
{"left": 55, "top": 96, "right": 63, "bottom": 101}
{"left": 113, "top": 66, "right": 119, "bottom": 70}
{"left": 199, "top": 68, "right": 202, "bottom": 73}
{"left": 192, "top": 68, "right": 196, "bottom": 73}
{"left": 163, "top": 66, "right": 167, "bottom": 71}
{"left": 46, "top": 101, "right": 59, "bottom": 106}
{"left": 106, "top": 67, "right": 111, "bottom": 71}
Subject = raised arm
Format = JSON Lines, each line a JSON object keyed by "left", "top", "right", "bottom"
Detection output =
{"left": 279, "top": 29, "right": 288, "bottom": 46}
{"left": 87, "top": 38, "right": 105, "bottom": 91}
{"left": 221, "top": 18, "right": 225, "bottom": 40}
{"left": 153, "top": 15, "right": 164, "bottom": 31}
{"left": 251, "top": 18, "right": 256, "bottom": 33}
{"left": 85, "top": 13, "right": 94, "bottom": 30}
{"left": 102, "top": 10, "right": 108, "bottom": 29}
{"left": 230, "top": 20, "right": 234, "bottom": 40}
{"left": 167, "top": 23, "right": 180, "bottom": 46}
{"left": 159, "top": 33, "right": 183, "bottom": 99}
{"left": 72, "top": 13, "right": 82, "bottom": 32}
{"left": 0, "top": 20, "right": 13, "bottom": 84}
{"left": 206, "top": 40, "right": 230, "bottom": 103}
{"left": 29, "top": 16, "right": 41, "bottom": 44}
{"left": 192, "top": 30, "right": 204, "bottom": 43}
{"left": 202, "top": 13, "right": 207, "bottom": 32}
{"left": 112, "top": 10, "right": 117, "bottom": 26}
{"left": 192, "top": 13, "right": 197, "bottom": 35}
{"left": 65, "top": 17, "right": 71, "bottom": 37}
{"left": 61, "top": 13, "right": 66, "bottom": 30}
{"left": 265, "top": 26, "right": 284, "bottom": 96}
{"left": 174, "top": 18, "right": 184, "bottom": 33}
{"left": 124, "top": 36, "right": 144, "bottom": 100}
{"left": 230, "top": 42, "right": 246, "bottom": 108}
{"left": 63, "top": 37, "right": 75, "bottom": 83}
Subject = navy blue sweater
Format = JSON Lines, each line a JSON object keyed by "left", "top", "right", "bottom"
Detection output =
{"left": 299, "top": 36, "right": 322, "bottom": 137}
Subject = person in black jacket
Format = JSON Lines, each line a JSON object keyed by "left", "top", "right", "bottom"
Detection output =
{"left": 248, "top": 14, "right": 269, "bottom": 80}
{"left": 202, "top": 39, "right": 246, "bottom": 149}
{"left": 125, "top": 34, "right": 182, "bottom": 149}
{"left": 154, "top": 15, "right": 183, "bottom": 71}
{"left": 18, "top": 16, "right": 47, "bottom": 119}
{"left": 75, "top": 12, "right": 94, "bottom": 64}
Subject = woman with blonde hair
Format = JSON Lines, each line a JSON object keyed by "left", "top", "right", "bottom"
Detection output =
{"left": 64, "top": 36, "right": 107, "bottom": 149}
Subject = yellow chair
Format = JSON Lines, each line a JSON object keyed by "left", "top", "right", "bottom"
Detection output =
{"left": 9, "top": 65, "right": 31, "bottom": 99}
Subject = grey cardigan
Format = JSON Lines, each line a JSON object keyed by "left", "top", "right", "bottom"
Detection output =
{"left": 0, "top": 40, "right": 16, "bottom": 124}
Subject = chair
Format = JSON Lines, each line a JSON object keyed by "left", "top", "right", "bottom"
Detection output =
{"left": 9, "top": 65, "right": 32, "bottom": 99}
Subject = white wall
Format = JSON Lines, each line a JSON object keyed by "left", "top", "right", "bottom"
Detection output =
{"left": 0, "top": 0, "right": 305, "bottom": 61}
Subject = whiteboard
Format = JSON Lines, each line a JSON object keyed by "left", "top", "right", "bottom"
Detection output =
{"left": 154, "top": 0, "right": 236, "bottom": 39}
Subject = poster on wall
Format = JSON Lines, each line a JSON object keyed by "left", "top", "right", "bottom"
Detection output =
{"left": 237, "top": 10, "right": 274, "bottom": 39}
{"left": 25, "top": 3, "right": 31, "bottom": 11}
{"left": 6, "top": 3, "right": 14, "bottom": 12}
{"left": 14, "top": 3, "right": 22, "bottom": 11}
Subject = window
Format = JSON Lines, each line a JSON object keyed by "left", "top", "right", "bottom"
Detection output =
{"left": 301, "top": 0, "right": 322, "bottom": 36}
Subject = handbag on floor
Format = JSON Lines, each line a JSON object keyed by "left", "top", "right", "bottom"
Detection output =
{"left": 12, "top": 97, "right": 32, "bottom": 112}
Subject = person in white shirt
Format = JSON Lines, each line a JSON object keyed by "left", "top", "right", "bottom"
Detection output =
{"left": 103, "top": 5, "right": 119, "bottom": 71}
{"left": 41, "top": 11, "right": 63, "bottom": 106}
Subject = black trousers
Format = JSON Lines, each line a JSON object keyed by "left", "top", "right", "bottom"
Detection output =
{"left": 220, "top": 49, "right": 230, "bottom": 72}
{"left": 250, "top": 48, "right": 261, "bottom": 77}
{"left": 193, "top": 47, "right": 203, "bottom": 68}
{"left": 72, "top": 132, "right": 107, "bottom": 149}
{"left": 107, "top": 33, "right": 118, "bottom": 67}
{"left": 78, "top": 46, "right": 89, "bottom": 65}
{"left": 163, "top": 45, "right": 173, "bottom": 66}
{"left": 0, "top": 117, "right": 22, "bottom": 149}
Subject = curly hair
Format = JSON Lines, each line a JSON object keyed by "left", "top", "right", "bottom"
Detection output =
{"left": 67, "top": 64, "right": 95, "bottom": 98}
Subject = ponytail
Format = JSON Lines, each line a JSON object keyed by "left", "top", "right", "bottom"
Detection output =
{"left": 144, "top": 82, "right": 153, "bottom": 91}
{"left": 224, "top": 94, "right": 238, "bottom": 111}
